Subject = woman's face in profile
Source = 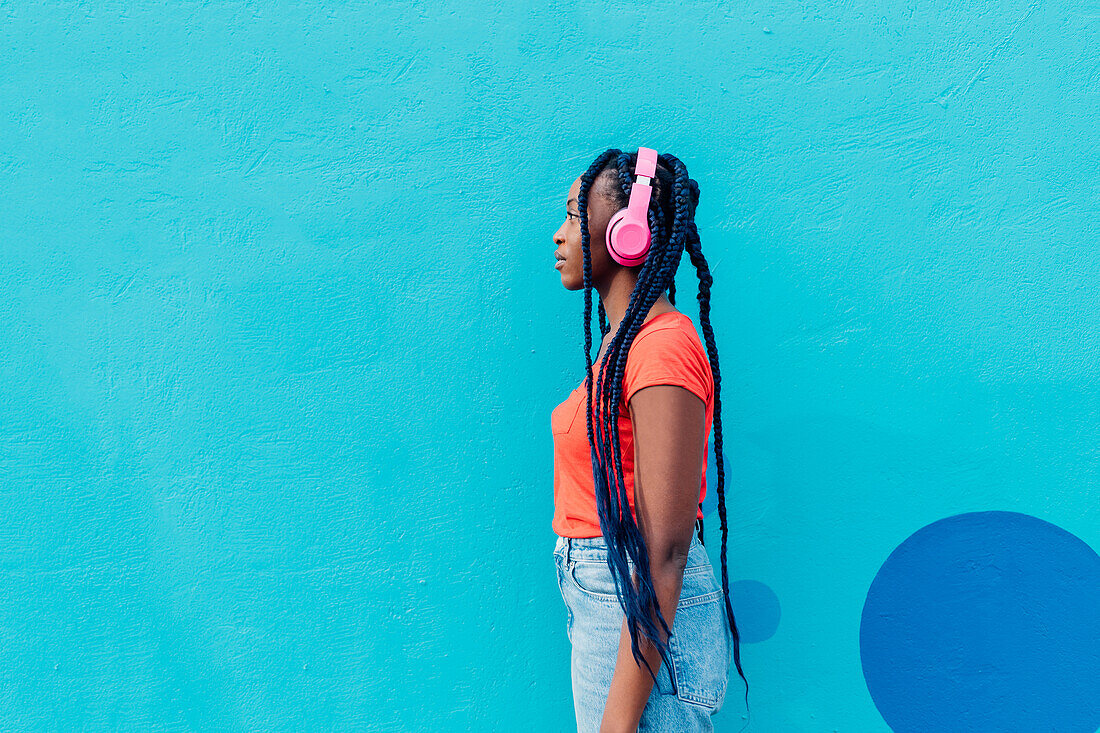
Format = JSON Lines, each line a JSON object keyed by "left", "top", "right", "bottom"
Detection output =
{"left": 553, "top": 174, "right": 615, "bottom": 291}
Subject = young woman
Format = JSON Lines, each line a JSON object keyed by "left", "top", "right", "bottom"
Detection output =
{"left": 550, "top": 148, "right": 749, "bottom": 732}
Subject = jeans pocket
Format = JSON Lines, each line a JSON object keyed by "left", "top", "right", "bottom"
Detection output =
{"left": 668, "top": 577, "right": 729, "bottom": 712}
{"left": 568, "top": 558, "right": 623, "bottom": 604}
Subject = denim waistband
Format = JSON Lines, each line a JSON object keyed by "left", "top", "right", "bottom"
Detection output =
{"left": 554, "top": 532, "right": 703, "bottom": 566}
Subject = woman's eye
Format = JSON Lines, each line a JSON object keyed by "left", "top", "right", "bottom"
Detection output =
{"left": 567, "top": 212, "right": 580, "bottom": 221}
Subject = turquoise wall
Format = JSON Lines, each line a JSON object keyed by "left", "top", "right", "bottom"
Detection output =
{"left": 3, "top": 1, "right": 1097, "bottom": 730}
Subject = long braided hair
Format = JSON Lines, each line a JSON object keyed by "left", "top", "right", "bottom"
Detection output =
{"left": 577, "top": 148, "right": 749, "bottom": 711}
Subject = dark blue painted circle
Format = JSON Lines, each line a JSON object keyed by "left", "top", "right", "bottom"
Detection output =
{"left": 861, "top": 511, "right": 1100, "bottom": 732}
{"left": 726, "top": 579, "right": 780, "bottom": 644}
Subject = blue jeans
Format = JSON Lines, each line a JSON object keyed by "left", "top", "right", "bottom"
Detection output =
{"left": 553, "top": 533, "right": 732, "bottom": 732}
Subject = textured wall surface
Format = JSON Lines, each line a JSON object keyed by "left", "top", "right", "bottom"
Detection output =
{"left": 2, "top": 1, "right": 1097, "bottom": 731}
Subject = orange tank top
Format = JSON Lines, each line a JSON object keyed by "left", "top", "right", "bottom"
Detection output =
{"left": 551, "top": 311, "right": 714, "bottom": 538}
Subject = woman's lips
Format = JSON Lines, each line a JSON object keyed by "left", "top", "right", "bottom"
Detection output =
{"left": 555, "top": 260, "right": 565, "bottom": 269}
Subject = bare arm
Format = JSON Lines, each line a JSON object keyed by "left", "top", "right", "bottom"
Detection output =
{"left": 599, "top": 384, "right": 707, "bottom": 733}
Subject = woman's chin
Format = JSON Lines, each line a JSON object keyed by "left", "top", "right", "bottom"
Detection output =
{"left": 556, "top": 265, "right": 587, "bottom": 291}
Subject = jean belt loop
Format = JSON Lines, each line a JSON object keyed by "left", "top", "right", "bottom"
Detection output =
{"left": 565, "top": 538, "right": 572, "bottom": 566}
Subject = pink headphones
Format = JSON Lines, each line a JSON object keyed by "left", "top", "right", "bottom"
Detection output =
{"left": 605, "top": 147, "right": 658, "bottom": 267}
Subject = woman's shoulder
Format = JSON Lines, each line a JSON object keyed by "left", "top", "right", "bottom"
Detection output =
{"left": 627, "top": 311, "right": 711, "bottom": 373}
{"left": 623, "top": 311, "right": 713, "bottom": 403}
{"left": 631, "top": 311, "right": 704, "bottom": 351}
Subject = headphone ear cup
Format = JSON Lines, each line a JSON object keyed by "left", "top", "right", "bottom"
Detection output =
{"left": 606, "top": 208, "right": 650, "bottom": 266}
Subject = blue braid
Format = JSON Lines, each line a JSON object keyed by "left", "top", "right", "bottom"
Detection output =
{"left": 679, "top": 181, "right": 750, "bottom": 714}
